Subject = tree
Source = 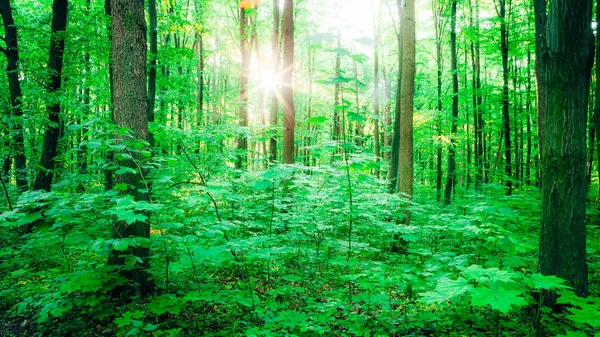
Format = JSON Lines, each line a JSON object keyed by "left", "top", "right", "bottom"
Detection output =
{"left": 0, "top": 0, "right": 27, "bottom": 190}
{"left": 443, "top": 0, "right": 458, "bottom": 204}
{"left": 388, "top": 0, "right": 403, "bottom": 193}
{"left": 237, "top": 6, "right": 251, "bottom": 168}
{"left": 147, "top": 0, "right": 157, "bottom": 148}
{"left": 269, "top": 0, "right": 280, "bottom": 163}
{"left": 398, "top": 0, "right": 415, "bottom": 202}
{"left": 534, "top": 0, "right": 593, "bottom": 297}
{"left": 432, "top": 0, "right": 446, "bottom": 201}
{"left": 33, "top": 0, "right": 68, "bottom": 192}
{"left": 282, "top": 0, "right": 294, "bottom": 164}
{"left": 495, "top": 0, "right": 512, "bottom": 195}
{"left": 372, "top": 0, "right": 381, "bottom": 176}
{"left": 108, "top": 0, "right": 154, "bottom": 297}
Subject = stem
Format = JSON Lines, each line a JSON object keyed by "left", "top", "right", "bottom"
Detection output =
{"left": 344, "top": 154, "right": 353, "bottom": 262}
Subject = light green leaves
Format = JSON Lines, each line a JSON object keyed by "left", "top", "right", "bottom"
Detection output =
{"left": 470, "top": 283, "right": 527, "bottom": 314}
{"left": 421, "top": 277, "right": 473, "bottom": 304}
{"left": 528, "top": 273, "right": 570, "bottom": 290}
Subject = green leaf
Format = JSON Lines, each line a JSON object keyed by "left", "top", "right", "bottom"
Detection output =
{"left": 529, "top": 273, "right": 570, "bottom": 290}
{"left": 470, "top": 284, "right": 527, "bottom": 314}
{"left": 567, "top": 307, "right": 600, "bottom": 329}
{"left": 308, "top": 116, "right": 328, "bottom": 124}
{"left": 125, "top": 328, "right": 141, "bottom": 337}
{"left": 115, "top": 166, "right": 137, "bottom": 175}
{"left": 421, "top": 277, "right": 473, "bottom": 304}
{"left": 113, "top": 239, "right": 130, "bottom": 251}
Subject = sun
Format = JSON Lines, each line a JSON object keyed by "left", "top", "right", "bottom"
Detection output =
{"left": 259, "top": 69, "right": 278, "bottom": 91}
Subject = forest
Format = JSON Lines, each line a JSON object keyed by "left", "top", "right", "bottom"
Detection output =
{"left": 0, "top": 0, "right": 599, "bottom": 336}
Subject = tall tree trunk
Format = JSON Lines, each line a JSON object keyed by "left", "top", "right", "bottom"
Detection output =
{"left": 443, "top": 0, "right": 458, "bottom": 204}
{"left": 147, "top": 0, "right": 157, "bottom": 147}
{"left": 104, "top": 0, "right": 115, "bottom": 191}
{"left": 0, "top": 0, "right": 27, "bottom": 190}
{"left": 398, "top": 0, "right": 415, "bottom": 204}
{"left": 195, "top": 32, "right": 204, "bottom": 127}
{"left": 333, "top": 29, "right": 343, "bottom": 145}
{"left": 108, "top": 0, "right": 154, "bottom": 297}
{"left": 497, "top": 0, "right": 512, "bottom": 195}
{"left": 595, "top": 0, "right": 600, "bottom": 199}
{"left": 535, "top": 0, "right": 593, "bottom": 298}
{"left": 526, "top": 50, "right": 532, "bottom": 185}
{"left": 372, "top": 0, "right": 381, "bottom": 176}
{"left": 433, "top": 0, "right": 445, "bottom": 201}
{"left": 282, "top": 0, "right": 294, "bottom": 164}
{"left": 33, "top": 0, "right": 68, "bottom": 192}
{"left": 388, "top": 0, "right": 403, "bottom": 193}
{"left": 237, "top": 7, "right": 250, "bottom": 169}
{"left": 470, "top": 0, "right": 484, "bottom": 190}
{"left": 269, "top": 0, "right": 280, "bottom": 163}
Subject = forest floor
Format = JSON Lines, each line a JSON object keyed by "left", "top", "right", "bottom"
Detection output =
{"left": 1, "top": 168, "right": 599, "bottom": 336}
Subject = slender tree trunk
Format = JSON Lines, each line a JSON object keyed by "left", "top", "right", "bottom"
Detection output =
{"left": 372, "top": 0, "right": 381, "bottom": 176}
{"left": 398, "top": 0, "right": 415, "bottom": 204}
{"left": 443, "top": 0, "right": 458, "bottom": 204}
{"left": 282, "top": 0, "right": 294, "bottom": 164}
{"left": 497, "top": 0, "right": 512, "bottom": 195}
{"left": 237, "top": 8, "right": 250, "bottom": 168}
{"left": 535, "top": 0, "right": 592, "bottom": 298}
{"left": 108, "top": 0, "right": 154, "bottom": 297}
{"left": 526, "top": 50, "right": 532, "bottom": 185}
{"left": 433, "top": 0, "right": 445, "bottom": 201}
{"left": 147, "top": 0, "right": 157, "bottom": 147}
{"left": 595, "top": 0, "right": 600, "bottom": 199}
{"left": 33, "top": 0, "right": 69, "bottom": 192}
{"left": 269, "top": 0, "right": 280, "bottom": 163}
{"left": 0, "top": 0, "right": 27, "bottom": 190}
{"left": 333, "top": 29, "right": 342, "bottom": 145}
{"left": 388, "top": 0, "right": 403, "bottom": 193}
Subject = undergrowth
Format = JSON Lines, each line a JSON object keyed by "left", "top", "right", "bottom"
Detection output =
{"left": 1, "top": 149, "right": 599, "bottom": 337}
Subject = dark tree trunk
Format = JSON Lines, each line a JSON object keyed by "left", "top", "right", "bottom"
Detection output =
{"left": 0, "top": 0, "right": 27, "bottom": 190}
{"left": 535, "top": 0, "right": 593, "bottom": 298}
{"left": 147, "top": 0, "right": 157, "bottom": 147}
{"left": 33, "top": 0, "right": 68, "bottom": 192}
{"left": 595, "top": 0, "right": 600, "bottom": 199}
{"left": 498, "top": 0, "right": 512, "bottom": 195}
{"left": 237, "top": 8, "right": 250, "bottom": 169}
{"left": 373, "top": 0, "right": 381, "bottom": 176}
{"left": 108, "top": 0, "right": 154, "bottom": 297}
{"left": 195, "top": 31, "right": 204, "bottom": 128}
{"left": 282, "top": 0, "right": 294, "bottom": 164}
{"left": 526, "top": 50, "right": 532, "bottom": 186}
{"left": 443, "top": 0, "right": 458, "bottom": 204}
{"left": 388, "top": 0, "right": 403, "bottom": 193}
{"left": 433, "top": 0, "right": 444, "bottom": 201}
{"left": 104, "top": 0, "right": 115, "bottom": 192}
{"left": 269, "top": 0, "right": 280, "bottom": 163}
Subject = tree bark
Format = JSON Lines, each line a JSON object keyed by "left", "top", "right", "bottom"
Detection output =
{"left": 388, "top": 0, "right": 403, "bottom": 193}
{"left": 398, "top": 0, "right": 414, "bottom": 201}
{"left": 497, "top": 0, "right": 512, "bottom": 195}
{"left": 0, "top": 0, "right": 27, "bottom": 190}
{"left": 108, "top": 0, "right": 154, "bottom": 297}
{"left": 33, "top": 0, "right": 69, "bottom": 192}
{"left": 282, "top": 0, "right": 294, "bottom": 164}
{"left": 237, "top": 8, "right": 250, "bottom": 168}
{"left": 268, "top": 0, "right": 280, "bottom": 163}
{"left": 372, "top": 0, "right": 381, "bottom": 176}
{"left": 147, "top": 0, "right": 157, "bottom": 147}
{"left": 595, "top": 0, "right": 600, "bottom": 199}
{"left": 535, "top": 0, "right": 593, "bottom": 298}
{"left": 433, "top": 0, "right": 445, "bottom": 201}
{"left": 443, "top": 0, "right": 458, "bottom": 204}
